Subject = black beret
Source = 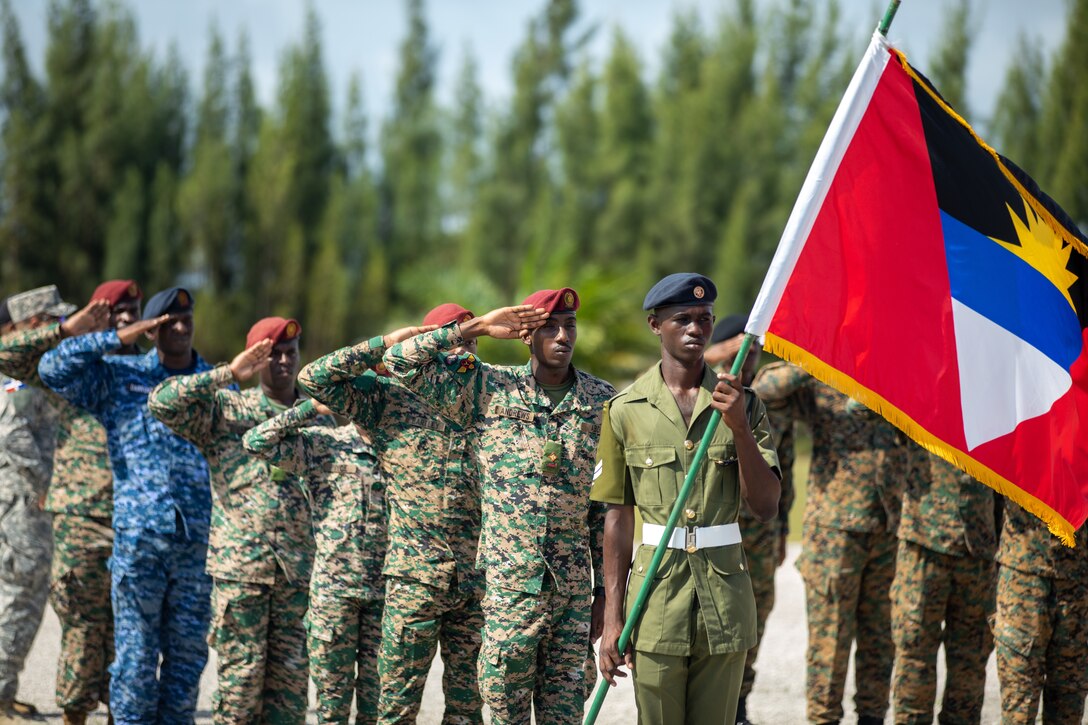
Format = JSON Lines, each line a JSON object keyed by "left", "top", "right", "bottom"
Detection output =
{"left": 711, "top": 313, "right": 748, "bottom": 344}
{"left": 142, "top": 287, "right": 194, "bottom": 320}
{"left": 643, "top": 273, "right": 717, "bottom": 311}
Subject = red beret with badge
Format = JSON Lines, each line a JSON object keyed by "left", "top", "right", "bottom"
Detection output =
{"left": 91, "top": 279, "right": 142, "bottom": 307}
{"left": 246, "top": 317, "right": 302, "bottom": 349}
{"left": 522, "top": 287, "right": 579, "bottom": 315}
{"left": 422, "top": 303, "right": 474, "bottom": 327}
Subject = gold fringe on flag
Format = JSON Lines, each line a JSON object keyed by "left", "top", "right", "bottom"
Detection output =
{"left": 764, "top": 332, "right": 1077, "bottom": 547}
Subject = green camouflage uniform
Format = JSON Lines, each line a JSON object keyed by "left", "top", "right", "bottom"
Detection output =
{"left": 298, "top": 336, "right": 484, "bottom": 725}
{"left": 993, "top": 503, "right": 1088, "bottom": 724}
{"left": 753, "top": 361, "right": 910, "bottom": 725}
{"left": 381, "top": 324, "right": 614, "bottom": 725}
{"left": 891, "top": 452, "right": 997, "bottom": 725}
{"left": 0, "top": 323, "right": 115, "bottom": 714}
{"left": 243, "top": 400, "right": 386, "bottom": 725}
{"left": 738, "top": 397, "right": 796, "bottom": 706}
{"left": 149, "top": 365, "right": 316, "bottom": 725}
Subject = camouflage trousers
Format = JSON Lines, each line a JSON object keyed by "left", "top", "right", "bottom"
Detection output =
{"left": 0, "top": 492, "right": 52, "bottom": 701}
{"left": 307, "top": 588, "right": 383, "bottom": 724}
{"left": 209, "top": 572, "right": 309, "bottom": 725}
{"left": 797, "top": 525, "right": 897, "bottom": 725}
{"left": 377, "top": 577, "right": 483, "bottom": 725}
{"left": 478, "top": 584, "right": 591, "bottom": 725}
{"left": 109, "top": 525, "right": 211, "bottom": 725}
{"left": 50, "top": 513, "right": 114, "bottom": 713}
{"left": 890, "top": 539, "right": 995, "bottom": 725}
{"left": 993, "top": 564, "right": 1088, "bottom": 724}
{"left": 738, "top": 515, "right": 781, "bottom": 701}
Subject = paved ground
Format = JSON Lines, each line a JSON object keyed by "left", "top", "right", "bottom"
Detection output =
{"left": 18, "top": 543, "right": 1011, "bottom": 723}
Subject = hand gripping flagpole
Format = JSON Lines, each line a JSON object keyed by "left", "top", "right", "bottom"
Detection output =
{"left": 583, "top": 335, "right": 755, "bottom": 725}
{"left": 583, "top": 3, "right": 903, "bottom": 720}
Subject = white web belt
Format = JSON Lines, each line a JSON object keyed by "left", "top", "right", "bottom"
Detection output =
{"left": 642, "top": 522, "right": 742, "bottom": 551}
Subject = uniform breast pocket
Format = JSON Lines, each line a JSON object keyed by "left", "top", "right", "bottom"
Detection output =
{"left": 706, "top": 443, "right": 739, "bottom": 506}
{"left": 624, "top": 446, "right": 677, "bottom": 505}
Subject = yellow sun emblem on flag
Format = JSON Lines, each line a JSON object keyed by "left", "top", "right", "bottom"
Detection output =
{"left": 992, "top": 197, "right": 1079, "bottom": 311}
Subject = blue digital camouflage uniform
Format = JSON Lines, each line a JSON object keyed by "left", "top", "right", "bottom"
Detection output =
{"left": 298, "top": 336, "right": 484, "bottom": 725}
{"left": 244, "top": 400, "right": 386, "bottom": 725}
{"left": 382, "top": 324, "right": 614, "bottom": 725}
{"left": 0, "top": 371, "right": 55, "bottom": 708}
{"left": 149, "top": 364, "right": 317, "bottom": 725}
{"left": 39, "top": 330, "right": 213, "bottom": 725}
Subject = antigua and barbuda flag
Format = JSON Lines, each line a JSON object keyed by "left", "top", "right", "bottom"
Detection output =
{"left": 747, "top": 31, "right": 1088, "bottom": 544}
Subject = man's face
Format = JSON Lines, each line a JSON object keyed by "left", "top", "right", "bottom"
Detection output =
{"left": 524, "top": 312, "right": 577, "bottom": 371}
{"left": 111, "top": 299, "right": 141, "bottom": 330}
{"left": 261, "top": 338, "right": 300, "bottom": 389}
{"left": 152, "top": 312, "right": 194, "bottom": 357}
{"left": 450, "top": 338, "right": 478, "bottom": 356}
{"left": 650, "top": 304, "right": 715, "bottom": 365}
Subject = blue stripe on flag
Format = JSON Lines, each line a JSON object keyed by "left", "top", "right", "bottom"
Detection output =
{"left": 943, "top": 211, "right": 1082, "bottom": 370}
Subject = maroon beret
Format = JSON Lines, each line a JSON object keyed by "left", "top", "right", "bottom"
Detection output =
{"left": 522, "top": 288, "right": 579, "bottom": 315}
{"left": 422, "top": 303, "right": 474, "bottom": 327}
{"left": 91, "top": 280, "right": 142, "bottom": 307}
{"left": 246, "top": 317, "right": 301, "bottom": 349}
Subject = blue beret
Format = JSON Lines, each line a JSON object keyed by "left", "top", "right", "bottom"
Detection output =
{"left": 142, "top": 287, "right": 194, "bottom": 320}
{"left": 711, "top": 313, "right": 748, "bottom": 344}
{"left": 643, "top": 273, "right": 717, "bottom": 311}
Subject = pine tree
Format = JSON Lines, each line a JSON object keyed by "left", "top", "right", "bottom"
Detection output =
{"left": 926, "top": 0, "right": 972, "bottom": 120}
{"left": 990, "top": 36, "right": 1045, "bottom": 171}
{"left": 446, "top": 46, "right": 483, "bottom": 243}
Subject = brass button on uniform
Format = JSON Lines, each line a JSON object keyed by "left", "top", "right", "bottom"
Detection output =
{"left": 685, "top": 508, "right": 697, "bottom": 520}
{"left": 686, "top": 545, "right": 697, "bottom": 554}
{"left": 684, "top": 439, "right": 694, "bottom": 450}
{"left": 645, "top": 457, "right": 653, "bottom": 465}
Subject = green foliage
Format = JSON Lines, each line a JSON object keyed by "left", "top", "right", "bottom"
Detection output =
{"left": 0, "top": 0, "right": 1084, "bottom": 377}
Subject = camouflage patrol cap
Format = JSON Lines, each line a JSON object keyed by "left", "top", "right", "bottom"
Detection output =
{"left": 246, "top": 316, "right": 302, "bottom": 348}
{"left": 6, "top": 285, "right": 77, "bottom": 323}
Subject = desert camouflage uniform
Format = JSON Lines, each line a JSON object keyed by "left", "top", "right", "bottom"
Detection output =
{"left": 0, "top": 322, "right": 116, "bottom": 715}
{"left": 738, "top": 397, "right": 796, "bottom": 707}
{"left": 150, "top": 365, "right": 317, "bottom": 725}
{"left": 382, "top": 324, "right": 614, "bottom": 725}
{"left": 244, "top": 400, "right": 386, "bottom": 724}
{"left": 39, "top": 331, "right": 213, "bottom": 725}
{"left": 993, "top": 503, "right": 1088, "bottom": 724}
{"left": 753, "top": 361, "right": 910, "bottom": 725}
{"left": 0, "top": 368, "right": 54, "bottom": 706}
{"left": 299, "top": 335, "right": 483, "bottom": 725}
{"left": 891, "top": 452, "right": 997, "bottom": 724}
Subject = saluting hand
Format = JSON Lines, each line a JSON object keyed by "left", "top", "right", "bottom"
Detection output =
{"left": 230, "top": 339, "right": 273, "bottom": 382}
{"left": 711, "top": 372, "right": 748, "bottom": 433}
{"left": 116, "top": 314, "right": 171, "bottom": 347}
{"left": 60, "top": 299, "right": 110, "bottom": 338}
{"left": 458, "top": 305, "right": 548, "bottom": 340}
{"left": 382, "top": 324, "right": 440, "bottom": 348}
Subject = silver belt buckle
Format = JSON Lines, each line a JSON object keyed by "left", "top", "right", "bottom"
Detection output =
{"left": 685, "top": 527, "right": 698, "bottom": 553}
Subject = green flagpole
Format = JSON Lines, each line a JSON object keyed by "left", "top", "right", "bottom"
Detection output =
{"left": 583, "top": 4, "right": 903, "bottom": 722}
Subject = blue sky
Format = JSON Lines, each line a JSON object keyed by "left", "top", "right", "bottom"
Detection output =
{"left": 10, "top": 0, "right": 1067, "bottom": 131}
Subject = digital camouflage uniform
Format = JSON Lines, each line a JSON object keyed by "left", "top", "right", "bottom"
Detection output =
{"left": 753, "top": 361, "right": 910, "bottom": 725}
{"left": 244, "top": 400, "right": 386, "bottom": 724}
{"left": 738, "top": 395, "right": 795, "bottom": 708}
{"left": 993, "top": 503, "right": 1088, "bottom": 724}
{"left": 0, "top": 368, "right": 54, "bottom": 707}
{"left": 299, "top": 336, "right": 484, "bottom": 725}
{"left": 39, "top": 331, "right": 213, "bottom": 725}
{"left": 149, "top": 365, "right": 317, "bottom": 725}
{"left": 591, "top": 364, "right": 780, "bottom": 724}
{"left": 891, "top": 452, "right": 997, "bottom": 725}
{"left": 382, "top": 324, "right": 614, "bottom": 725}
{"left": 0, "top": 323, "right": 117, "bottom": 715}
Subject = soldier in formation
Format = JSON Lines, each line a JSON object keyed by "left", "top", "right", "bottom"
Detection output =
{"left": 753, "top": 362, "right": 912, "bottom": 725}
{"left": 383, "top": 289, "right": 614, "bottom": 724}
{"left": 39, "top": 287, "right": 214, "bottom": 725}
{"left": 149, "top": 317, "right": 317, "bottom": 724}
{"left": 0, "top": 281, "right": 141, "bottom": 725}
{"left": 243, "top": 396, "right": 384, "bottom": 724}
{"left": 0, "top": 286, "right": 72, "bottom": 723}
{"left": 704, "top": 313, "right": 794, "bottom": 725}
{"left": 298, "top": 305, "right": 485, "bottom": 725}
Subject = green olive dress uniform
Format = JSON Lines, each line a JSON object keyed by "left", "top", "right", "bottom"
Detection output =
{"left": 590, "top": 363, "right": 779, "bottom": 725}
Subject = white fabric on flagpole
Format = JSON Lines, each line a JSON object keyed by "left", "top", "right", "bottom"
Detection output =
{"left": 746, "top": 31, "right": 893, "bottom": 338}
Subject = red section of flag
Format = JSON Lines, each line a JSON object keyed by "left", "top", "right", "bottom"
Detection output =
{"left": 770, "top": 53, "right": 966, "bottom": 446}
